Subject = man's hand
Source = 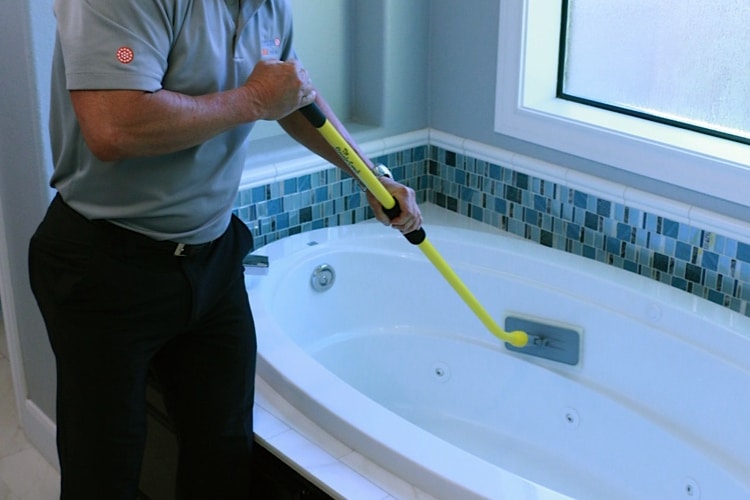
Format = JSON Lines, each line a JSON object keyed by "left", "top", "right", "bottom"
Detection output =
{"left": 242, "top": 60, "right": 317, "bottom": 121}
{"left": 368, "top": 176, "right": 423, "bottom": 235}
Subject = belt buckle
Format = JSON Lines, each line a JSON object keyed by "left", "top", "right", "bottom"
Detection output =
{"left": 173, "top": 243, "right": 188, "bottom": 257}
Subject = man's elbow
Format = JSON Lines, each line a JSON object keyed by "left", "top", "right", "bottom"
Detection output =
{"left": 81, "top": 126, "right": 131, "bottom": 162}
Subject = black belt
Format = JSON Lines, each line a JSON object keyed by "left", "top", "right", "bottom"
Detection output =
{"left": 89, "top": 219, "right": 215, "bottom": 257}
{"left": 170, "top": 241, "right": 214, "bottom": 257}
{"left": 50, "top": 195, "right": 215, "bottom": 258}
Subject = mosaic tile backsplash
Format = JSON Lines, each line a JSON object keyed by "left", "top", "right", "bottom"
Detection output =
{"left": 234, "top": 144, "right": 750, "bottom": 317}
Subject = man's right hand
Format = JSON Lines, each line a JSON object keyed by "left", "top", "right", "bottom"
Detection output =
{"left": 242, "top": 59, "right": 317, "bottom": 121}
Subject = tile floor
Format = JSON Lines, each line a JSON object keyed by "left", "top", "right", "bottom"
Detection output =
{"left": 0, "top": 317, "right": 61, "bottom": 499}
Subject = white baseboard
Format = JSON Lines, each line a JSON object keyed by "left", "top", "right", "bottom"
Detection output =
{"left": 20, "top": 399, "right": 59, "bottom": 472}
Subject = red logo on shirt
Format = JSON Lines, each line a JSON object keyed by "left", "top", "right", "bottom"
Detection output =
{"left": 116, "top": 47, "right": 135, "bottom": 64}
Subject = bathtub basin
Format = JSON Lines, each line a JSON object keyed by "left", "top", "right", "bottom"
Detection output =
{"left": 245, "top": 205, "right": 750, "bottom": 499}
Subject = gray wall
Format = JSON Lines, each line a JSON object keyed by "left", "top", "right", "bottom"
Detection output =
{"left": 0, "top": 0, "right": 56, "bottom": 420}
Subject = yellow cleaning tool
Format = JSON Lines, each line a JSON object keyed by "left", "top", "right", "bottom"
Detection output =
{"left": 299, "top": 104, "right": 528, "bottom": 348}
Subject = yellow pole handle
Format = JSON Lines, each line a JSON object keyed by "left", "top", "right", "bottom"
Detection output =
{"left": 299, "top": 104, "right": 529, "bottom": 348}
{"left": 314, "top": 120, "right": 395, "bottom": 209}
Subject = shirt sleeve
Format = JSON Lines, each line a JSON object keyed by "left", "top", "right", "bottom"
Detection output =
{"left": 53, "top": 0, "right": 175, "bottom": 92}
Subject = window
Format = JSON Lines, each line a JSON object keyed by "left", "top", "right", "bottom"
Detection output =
{"left": 495, "top": 0, "right": 750, "bottom": 210}
{"left": 560, "top": 0, "right": 750, "bottom": 145}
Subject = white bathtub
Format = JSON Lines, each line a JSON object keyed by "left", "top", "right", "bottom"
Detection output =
{"left": 245, "top": 204, "right": 750, "bottom": 500}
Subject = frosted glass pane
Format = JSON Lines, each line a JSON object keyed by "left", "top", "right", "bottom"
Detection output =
{"left": 562, "top": 0, "right": 750, "bottom": 141}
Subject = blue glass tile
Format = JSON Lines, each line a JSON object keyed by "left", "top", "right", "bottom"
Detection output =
{"left": 445, "top": 150, "right": 456, "bottom": 166}
{"left": 494, "top": 197, "right": 507, "bottom": 214}
{"left": 674, "top": 241, "right": 691, "bottom": 261}
{"left": 671, "top": 276, "right": 688, "bottom": 291}
{"left": 717, "top": 255, "right": 734, "bottom": 277}
{"left": 312, "top": 186, "right": 328, "bottom": 203}
{"left": 534, "top": 194, "right": 547, "bottom": 212}
{"left": 266, "top": 198, "right": 282, "bottom": 216}
{"left": 616, "top": 222, "right": 632, "bottom": 241}
{"left": 634, "top": 228, "right": 648, "bottom": 247}
{"left": 571, "top": 208, "right": 585, "bottom": 226}
{"left": 650, "top": 233, "right": 666, "bottom": 252}
{"left": 596, "top": 199, "right": 612, "bottom": 217}
{"left": 626, "top": 207, "right": 643, "bottom": 227}
{"left": 573, "top": 191, "right": 588, "bottom": 209}
{"left": 541, "top": 214, "right": 554, "bottom": 232}
{"left": 275, "top": 212, "right": 290, "bottom": 230}
{"left": 269, "top": 182, "right": 281, "bottom": 199}
{"left": 613, "top": 203, "right": 627, "bottom": 222}
{"left": 723, "top": 237, "right": 738, "bottom": 257}
{"left": 489, "top": 163, "right": 503, "bottom": 181}
{"left": 557, "top": 186, "right": 572, "bottom": 203}
{"left": 460, "top": 186, "right": 476, "bottom": 203}
{"left": 566, "top": 222, "right": 581, "bottom": 241}
{"left": 707, "top": 289, "right": 725, "bottom": 306}
{"left": 240, "top": 190, "right": 251, "bottom": 206}
{"left": 540, "top": 230, "right": 553, "bottom": 247}
{"left": 583, "top": 245, "right": 596, "bottom": 260}
{"left": 702, "top": 251, "right": 719, "bottom": 272}
{"left": 471, "top": 207, "right": 484, "bottom": 223}
{"left": 653, "top": 253, "right": 671, "bottom": 272}
{"left": 562, "top": 203, "right": 575, "bottom": 222}
{"left": 350, "top": 192, "right": 362, "bottom": 209}
{"left": 523, "top": 208, "right": 539, "bottom": 225}
{"left": 508, "top": 218, "right": 525, "bottom": 237}
{"left": 678, "top": 224, "right": 702, "bottom": 246}
{"left": 624, "top": 244, "right": 638, "bottom": 262}
{"left": 583, "top": 229, "right": 598, "bottom": 247}
{"left": 299, "top": 206, "right": 313, "bottom": 224}
{"left": 505, "top": 185, "right": 523, "bottom": 204}
{"left": 685, "top": 264, "right": 703, "bottom": 284}
{"left": 251, "top": 186, "right": 266, "bottom": 203}
{"left": 512, "top": 172, "right": 528, "bottom": 189}
{"left": 606, "top": 236, "right": 621, "bottom": 256}
{"left": 450, "top": 168, "right": 464, "bottom": 185}
{"left": 584, "top": 211, "right": 599, "bottom": 230}
{"left": 737, "top": 242, "right": 750, "bottom": 263}
{"left": 661, "top": 218, "right": 679, "bottom": 238}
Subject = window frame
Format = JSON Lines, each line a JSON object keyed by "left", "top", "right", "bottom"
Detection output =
{"left": 495, "top": 0, "right": 750, "bottom": 210}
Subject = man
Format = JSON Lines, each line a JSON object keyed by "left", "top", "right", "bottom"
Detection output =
{"left": 28, "top": 1, "right": 422, "bottom": 499}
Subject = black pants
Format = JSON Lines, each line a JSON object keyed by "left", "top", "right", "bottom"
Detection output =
{"left": 28, "top": 195, "right": 256, "bottom": 500}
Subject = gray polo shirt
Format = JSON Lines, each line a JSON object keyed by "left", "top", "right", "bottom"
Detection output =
{"left": 50, "top": 0, "right": 296, "bottom": 243}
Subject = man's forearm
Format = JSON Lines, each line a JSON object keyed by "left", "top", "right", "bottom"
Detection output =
{"left": 70, "top": 86, "right": 259, "bottom": 162}
{"left": 70, "top": 59, "right": 316, "bottom": 162}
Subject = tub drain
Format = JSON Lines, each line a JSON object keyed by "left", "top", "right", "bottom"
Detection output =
{"left": 311, "top": 264, "right": 335, "bottom": 292}
{"left": 432, "top": 362, "right": 451, "bottom": 383}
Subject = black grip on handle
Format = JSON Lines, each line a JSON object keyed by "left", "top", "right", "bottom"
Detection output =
{"left": 299, "top": 103, "right": 326, "bottom": 128}
{"left": 385, "top": 199, "right": 426, "bottom": 245}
